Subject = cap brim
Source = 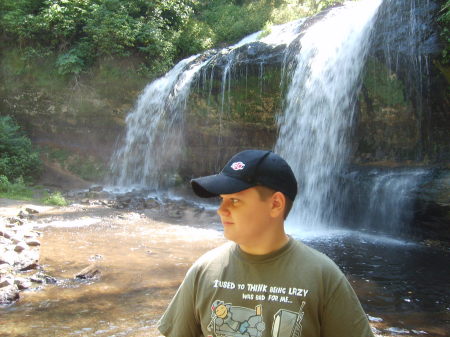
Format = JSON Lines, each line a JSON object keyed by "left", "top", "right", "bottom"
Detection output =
{"left": 191, "top": 173, "right": 253, "bottom": 198}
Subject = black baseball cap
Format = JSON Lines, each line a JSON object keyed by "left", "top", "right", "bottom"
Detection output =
{"left": 191, "top": 149, "right": 297, "bottom": 201}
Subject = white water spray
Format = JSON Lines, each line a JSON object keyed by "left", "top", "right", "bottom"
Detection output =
{"left": 110, "top": 20, "right": 305, "bottom": 190}
{"left": 276, "top": 0, "right": 382, "bottom": 232}
{"left": 364, "top": 169, "right": 427, "bottom": 234}
{"left": 109, "top": 55, "right": 209, "bottom": 190}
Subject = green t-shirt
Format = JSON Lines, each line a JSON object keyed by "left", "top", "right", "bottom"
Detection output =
{"left": 158, "top": 238, "right": 374, "bottom": 337}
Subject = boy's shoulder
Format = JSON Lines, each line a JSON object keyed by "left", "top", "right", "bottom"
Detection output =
{"left": 194, "top": 241, "right": 236, "bottom": 267}
{"left": 193, "top": 239, "right": 338, "bottom": 270}
{"left": 292, "top": 239, "right": 345, "bottom": 277}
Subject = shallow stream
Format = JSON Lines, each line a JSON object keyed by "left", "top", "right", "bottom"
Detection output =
{"left": 0, "top": 205, "right": 448, "bottom": 337}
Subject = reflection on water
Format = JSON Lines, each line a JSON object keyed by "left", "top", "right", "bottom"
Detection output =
{"left": 1, "top": 211, "right": 449, "bottom": 337}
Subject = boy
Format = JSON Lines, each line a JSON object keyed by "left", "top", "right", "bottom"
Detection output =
{"left": 158, "top": 149, "right": 374, "bottom": 337}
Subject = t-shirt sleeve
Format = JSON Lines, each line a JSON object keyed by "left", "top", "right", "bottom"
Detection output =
{"left": 321, "top": 273, "right": 374, "bottom": 337}
{"left": 157, "top": 265, "right": 202, "bottom": 337}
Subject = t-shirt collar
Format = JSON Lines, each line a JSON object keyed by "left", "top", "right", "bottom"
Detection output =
{"left": 233, "top": 236, "right": 294, "bottom": 263}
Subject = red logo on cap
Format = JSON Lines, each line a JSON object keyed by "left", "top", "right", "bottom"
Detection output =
{"left": 231, "top": 161, "right": 245, "bottom": 171}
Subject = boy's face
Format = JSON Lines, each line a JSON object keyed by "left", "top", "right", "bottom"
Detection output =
{"left": 218, "top": 187, "right": 274, "bottom": 248}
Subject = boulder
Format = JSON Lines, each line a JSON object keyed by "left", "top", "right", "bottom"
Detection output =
{"left": 17, "top": 250, "right": 39, "bottom": 271}
{"left": 0, "top": 276, "right": 14, "bottom": 288}
{"left": 14, "top": 277, "right": 32, "bottom": 290}
{"left": 0, "top": 264, "right": 13, "bottom": 276}
{"left": 25, "top": 208, "right": 39, "bottom": 214}
{"left": 14, "top": 242, "right": 28, "bottom": 253}
{"left": 85, "top": 191, "right": 111, "bottom": 199}
{"left": 30, "top": 272, "right": 58, "bottom": 285}
{"left": 6, "top": 217, "right": 24, "bottom": 225}
{"left": 89, "top": 185, "right": 103, "bottom": 192}
{"left": 0, "top": 284, "right": 19, "bottom": 304}
{"left": 26, "top": 239, "right": 41, "bottom": 247}
{"left": 144, "top": 198, "right": 161, "bottom": 209}
{"left": 74, "top": 264, "right": 101, "bottom": 279}
{"left": 0, "top": 229, "right": 11, "bottom": 239}
{"left": 129, "top": 197, "right": 145, "bottom": 210}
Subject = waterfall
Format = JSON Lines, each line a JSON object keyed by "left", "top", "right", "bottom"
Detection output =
{"left": 363, "top": 169, "right": 427, "bottom": 234}
{"left": 107, "top": 0, "right": 436, "bottom": 239}
{"left": 275, "top": 0, "right": 382, "bottom": 232}
{"left": 109, "top": 54, "right": 210, "bottom": 190}
{"left": 109, "top": 20, "right": 304, "bottom": 190}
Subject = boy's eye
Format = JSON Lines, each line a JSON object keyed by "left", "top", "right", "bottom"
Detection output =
{"left": 218, "top": 197, "right": 240, "bottom": 206}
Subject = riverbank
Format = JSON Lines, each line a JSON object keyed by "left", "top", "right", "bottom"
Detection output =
{"left": 0, "top": 200, "right": 55, "bottom": 305}
{"left": 0, "top": 196, "right": 448, "bottom": 337}
{"left": 0, "top": 197, "right": 223, "bottom": 336}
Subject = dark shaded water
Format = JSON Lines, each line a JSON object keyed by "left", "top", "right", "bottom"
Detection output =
{"left": 0, "top": 207, "right": 449, "bottom": 337}
{"left": 300, "top": 232, "right": 450, "bottom": 336}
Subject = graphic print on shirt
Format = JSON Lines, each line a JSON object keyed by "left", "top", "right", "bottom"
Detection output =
{"left": 271, "top": 301, "right": 306, "bottom": 337}
{"left": 207, "top": 300, "right": 266, "bottom": 337}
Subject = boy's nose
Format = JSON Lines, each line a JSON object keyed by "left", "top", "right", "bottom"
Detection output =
{"left": 217, "top": 201, "right": 230, "bottom": 217}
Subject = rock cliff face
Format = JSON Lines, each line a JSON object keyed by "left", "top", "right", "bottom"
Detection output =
{"left": 180, "top": 0, "right": 449, "bottom": 174}
{"left": 182, "top": 59, "right": 282, "bottom": 177}
{"left": 0, "top": 58, "right": 147, "bottom": 183}
{"left": 354, "top": 0, "right": 449, "bottom": 165}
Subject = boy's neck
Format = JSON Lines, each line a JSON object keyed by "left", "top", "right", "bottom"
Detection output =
{"left": 238, "top": 231, "right": 290, "bottom": 256}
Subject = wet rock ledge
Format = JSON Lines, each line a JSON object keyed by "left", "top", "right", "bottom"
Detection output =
{"left": 0, "top": 209, "right": 52, "bottom": 305}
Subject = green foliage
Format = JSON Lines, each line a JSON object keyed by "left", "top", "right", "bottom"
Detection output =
{"left": 0, "top": 175, "right": 34, "bottom": 200}
{"left": 0, "top": 116, "right": 42, "bottom": 182}
{"left": 268, "top": 0, "right": 312, "bottom": 24}
{"left": 0, "top": 0, "right": 197, "bottom": 76}
{"left": 56, "top": 46, "right": 85, "bottom": 75}
{"left": 198, "top": 0, "right": 271, "bottom": 44}
{"left": 1, "top": 48, "right": 68, "bottom": 93}
{"left": 40, "top": 146, "right": 107, "bottom": 182}
{"left": 43, "top": 191, "right": 68, "bottom": 206}
{"left": 0, "top": 0, "right": 347, "bottom": 78}
{"left": 176, "top": 18, "right": 215, "bottom": 57}
{"left": 438, "top": 0, "right": 450, "bottom": 65}
{"left": 263, "top": 0, "right": 346, "bottom": 34}
{"left": 0, "top": 173, "right": 69, "bottom": 203}
{"left": 68, "top": 159, "right": 106, "bottom": 182}
{"left": 0, "top": 175, "right": 8, "bottom": 190}
{"left": 362, "top": 58, "right": 407, "bottom": 107}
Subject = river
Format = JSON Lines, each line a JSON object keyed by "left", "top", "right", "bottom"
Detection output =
{"left": 0, "top": 200, "right": 448, "bottom": 337}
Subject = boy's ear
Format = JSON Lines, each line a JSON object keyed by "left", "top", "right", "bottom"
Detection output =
{"left": 270, "top": 192, "right": 286, "bottom": 218}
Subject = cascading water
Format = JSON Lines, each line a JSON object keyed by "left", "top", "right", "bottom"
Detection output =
{"left": 363, "top": 169, "right": 427, "bottom": 234}
{"left": 276, "top": 0, "right": 383, "bottom": 232}
{"left": 109, "top": 20, "right": 304, "bottom": 189}
{"left": 196, "top": 19, "right": 305, "bottom": 171}
{"left": 108, "top": 0, "right": 438, "bottom": 240}
{"left": 340, "top": 167, "right": 429, "bottom": 237}
{"left": 109, "top": 54, "right": 210, "bottom": 190}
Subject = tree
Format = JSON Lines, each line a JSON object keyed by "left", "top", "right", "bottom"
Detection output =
{"left": 0, "top": 116, "right": 42, "bottom": 182}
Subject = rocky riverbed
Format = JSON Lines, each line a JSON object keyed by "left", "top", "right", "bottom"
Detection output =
{"left": 0, "top": 190, "right": 223, "bottom": 337}
{"left": 0, "top": 204, "right": 53, "bottom": 305}
{"left": 1, "top": 188, "right": 449, "bottom": 337}
{"left": 0, "top": 187, "right": 220, "bottom": 306}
